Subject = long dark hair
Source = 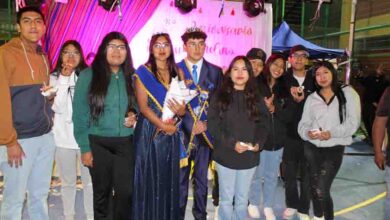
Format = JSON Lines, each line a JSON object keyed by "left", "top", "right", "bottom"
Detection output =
{"left": 312, "top": 61, "right": 347, "bottom": 123}
{"left": 53, "top": 40, "right": 87, "bottom": 77}
{"left": 217, "top": 56, "right": 260, "bottom": 121}
{"left": 261, "top": 53, "right": 289, "bottom": 98}
{"left": 89, "top": 31, "right": 135, "bottom": 123}
{"left": 146, "top": 33, "right": 179, "bottom": 83}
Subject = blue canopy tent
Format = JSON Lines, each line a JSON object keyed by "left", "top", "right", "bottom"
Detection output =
{"left": 272, "top": 21, "right": 346, "bottom": 59}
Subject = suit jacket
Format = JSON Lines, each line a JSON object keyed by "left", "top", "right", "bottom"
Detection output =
{"left": 177, "top": 59, "right": 223, "bottom": 148}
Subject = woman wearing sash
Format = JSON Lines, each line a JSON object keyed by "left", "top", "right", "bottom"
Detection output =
{"left": 132, "top": 33, "right": 186, "bottom": 220}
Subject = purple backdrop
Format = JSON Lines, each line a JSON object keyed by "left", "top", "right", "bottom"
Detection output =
{"left": 42, "top": 0, "right": 161, "bottom": 68}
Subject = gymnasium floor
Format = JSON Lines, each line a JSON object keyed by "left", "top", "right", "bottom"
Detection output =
{"left": 0, "top": 139, "right": 386, "bottom": 220}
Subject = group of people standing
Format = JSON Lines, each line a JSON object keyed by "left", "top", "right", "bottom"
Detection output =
{"left": 0, "top": 6, "right": 363, "bottom": 220}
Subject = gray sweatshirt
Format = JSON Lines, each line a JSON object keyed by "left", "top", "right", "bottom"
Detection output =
{"left": 298, "top": 86, "right": 361, "bottom": 147}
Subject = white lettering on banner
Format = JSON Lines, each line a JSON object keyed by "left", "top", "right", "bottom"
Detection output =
{"left": 130, "top": 0, "right": 273, "bottom": 70}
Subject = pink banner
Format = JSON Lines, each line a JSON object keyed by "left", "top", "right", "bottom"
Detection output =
{"left": 130, "top": 0, "right": 273, "bottom": 69}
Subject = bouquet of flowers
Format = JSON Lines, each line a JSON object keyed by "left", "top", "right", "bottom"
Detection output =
{"left": 162, "top": 77, "right": 198, "bottom": 122}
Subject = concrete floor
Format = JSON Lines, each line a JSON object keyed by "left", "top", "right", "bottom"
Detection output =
{"left": 0, "top": 139, "right": 386, "bottom": 220}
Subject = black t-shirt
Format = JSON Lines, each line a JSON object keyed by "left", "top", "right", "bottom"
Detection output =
{"left": 376, "top": 87, "right": 390, "bottom": 165}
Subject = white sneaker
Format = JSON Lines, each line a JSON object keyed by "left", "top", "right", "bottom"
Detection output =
{"left": 248, "top": 204, "right": 260, "bottom": 218}
{"left": 297, "top": 212, "right": 310, "bottom": 220}
{"left": 312, "top": 216, "right": 325, "bottom": 220}
{"left": 264, "top": 207, "right": 276, "bottom": 220}
{"left": 214, "top": 206, "right": 219, "bottom": 220}
{"left": 283, "top": 208, "right": 297, "bottom": 220}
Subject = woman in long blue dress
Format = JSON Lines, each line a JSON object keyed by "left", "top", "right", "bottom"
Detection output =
{"left": 132, "top": 33, "right": 186, "bottom": 220}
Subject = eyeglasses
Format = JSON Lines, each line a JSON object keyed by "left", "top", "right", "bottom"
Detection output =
{"left": 153, "top": 43, "right": 170, "bottom": 49}
{"left": 62, "top": 51, "right": 80, "bottom": 57}
{"left": 291, "top": 53, "right": 308, "bottom": 59}
{"left": 186, "top": 42, "right": 206, "bottom": 48}
{"left": 107, "top": 44, "right": 127, "bottom": 51}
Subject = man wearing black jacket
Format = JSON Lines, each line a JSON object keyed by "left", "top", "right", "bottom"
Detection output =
{"left": 282, "top": 45, "right": 315, "bottom": 220}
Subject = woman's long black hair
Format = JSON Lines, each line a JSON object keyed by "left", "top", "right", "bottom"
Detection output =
{"left": 217, "top": 55, "right": 260, "bottom": 121}
{"left": 145, "top": 33, "right": 179, "bottom": 83}
{"left": 260, "top": 53, "right": 289, "bottom": 98}
{"left": 53, "top": 40, "right": 87, "bottom": 77}
{"left": 88, "top": 31, "right": 135, "bottom": 123}
{"left": 312, "top": 61, "right": 347, "bottom": 123}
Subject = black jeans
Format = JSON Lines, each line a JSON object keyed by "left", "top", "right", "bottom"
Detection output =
{"left": 282, "top": 139, "right": 311, "bottom": 214}
{"left": 89, "top": 135, "right": 135, "bottom": 220}
{"left": 362, "top": 103, "right": 376, "bottom": 140}
{"left": 212, "top": 168, "right": 219, "bottom": 207}
{"left": 304, "top": 142, "right": 344, "bottom": 220}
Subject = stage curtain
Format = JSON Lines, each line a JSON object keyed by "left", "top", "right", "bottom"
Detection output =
{"left": 42, "top": 0, "right": 161, "bottom": 67}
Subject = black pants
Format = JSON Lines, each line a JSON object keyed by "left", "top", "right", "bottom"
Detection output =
{"left": 212, "top": 168, "right": 219, "bottom": 207}
{"left": 89, "top": 135, "right": 135, "bottom": 220}
{"left": 362, "top": 103, "right": 376, "bottom": 140}
{"left": 304, "top": 142, "right": 344, "bottom": 220}
{"left": 282, "top": 139, "right": 311, "bottom": 213}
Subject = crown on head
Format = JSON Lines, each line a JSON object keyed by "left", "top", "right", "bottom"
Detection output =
{"left": 185, "top": 27, "right": 204, "bottom": 33}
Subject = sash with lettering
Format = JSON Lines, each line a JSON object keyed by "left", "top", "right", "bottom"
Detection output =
{"left": 177, "top": 60, "right": 214, "bottom": 149}
{"left": 134, "top": 65, "right": 188, "bottom": 167}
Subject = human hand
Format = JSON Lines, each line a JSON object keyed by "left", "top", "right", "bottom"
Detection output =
{"left": 319, "top": 130, "right": 331, "bottom": 141}
{"left": 184, "top": 79, "right": 194, "bottom": 87}
{"left": 252, "top": 143, "right": 261, "bottom": 152}
{"left": 61, "top": 62, "right": 75, "bottom": 76}
{"left": 374, "top": 152, "right": 386, "bottom": 170}
{"left": 41, "top": 82, "right": 57, "bottom": 97}
{"left": 264, "top": 94, "right": 275, "bottom": 113}
{"left": 167, "top": 98, "right": 186, "bottom": 117}
{"left": 81, "top": 152, "right": 93, "bottom": 167}
{"left": 7, "top": 142, "right": 25, "bottom": 168}
{"left": 234, "top": 142, "right": 248, "bottom": 154}
{"left": 124, "top": 112, "right": 137, "bottom": 128}
{"left": 162, "top": 122, "right": 177, "bottom": 135}
{"left": 193, "top": 121, "right": 207, "bottom": 135}
{"left": 290, "top": 87, "right": 305, "bottom": 103}
{"left": 308, "top": 129, "right": 321, "bottom": 140}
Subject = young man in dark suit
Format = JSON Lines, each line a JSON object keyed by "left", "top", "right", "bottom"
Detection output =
{"left": 177, "top": 27, "right": 223, "bottom": 220}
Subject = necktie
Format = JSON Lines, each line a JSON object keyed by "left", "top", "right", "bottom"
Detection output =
{"left": 192, "top": 65, "right": 198, "bottom": 85}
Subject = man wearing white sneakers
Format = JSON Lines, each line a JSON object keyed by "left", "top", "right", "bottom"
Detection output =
{"left": 282, "top": 45, "right": 315, "bottom": 220}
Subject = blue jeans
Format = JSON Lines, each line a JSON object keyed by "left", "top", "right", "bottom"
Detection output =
{"left": 385, "top": 166, "right": 390, "bottom": 220}
{"left": 0, "top": 132, "right": 55, "bottom": 220}
{"left": 249, "top": 148, "right": 283, "bottom": 208}
{"left": 216, "top": 162, "right": 256, "bottom": 220}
